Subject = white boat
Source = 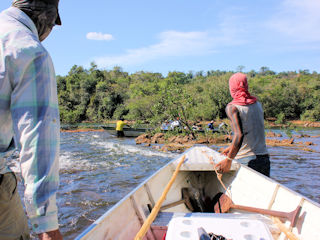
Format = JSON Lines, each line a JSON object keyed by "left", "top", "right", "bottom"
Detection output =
{"left": 76, "top": 146, "right": 320, "bottom": 240}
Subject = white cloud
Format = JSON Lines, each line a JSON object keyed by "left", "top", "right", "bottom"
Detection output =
{"left": 90, "top": 0, "right": 320, "bottom": 69}
{"left": 267, "top": 0, "right": 320, "bottom": 42}
{"left": 93, "top": 29, "right": 242, "bottom": 68}
{"left": 86, "top": 32, "right": 114, "bottom": 41}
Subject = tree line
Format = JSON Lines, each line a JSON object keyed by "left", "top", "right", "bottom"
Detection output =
{"left": 57, "top": 63, "right": 320, "bottom": 125}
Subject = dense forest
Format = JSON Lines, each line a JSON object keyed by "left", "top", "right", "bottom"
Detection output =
{"left": 57, "top": 63, "right": 320, "bottom": 126}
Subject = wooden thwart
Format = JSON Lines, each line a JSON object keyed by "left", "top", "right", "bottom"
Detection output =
{"left": 272, "top": 217, "right": 299, "bottom": 240}
{"left": 160, "top": 188, "right": 194, "bottom": 211}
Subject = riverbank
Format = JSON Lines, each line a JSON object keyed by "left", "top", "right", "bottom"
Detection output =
{"left": 60, "top": 119, "right": 320, "bottom": 132}
{"left": 134, "top": 130, "right": 320, "bottom": 153}
{"left": 266, "top": 119, "right": 320, "bottom": 128}
{"left": 60, "top": 120, "right": 320, "bottom": 153}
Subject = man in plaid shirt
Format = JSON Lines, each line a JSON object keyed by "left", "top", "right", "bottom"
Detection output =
{"left": 0, "top": 0, "right": 63, "bottom": 239}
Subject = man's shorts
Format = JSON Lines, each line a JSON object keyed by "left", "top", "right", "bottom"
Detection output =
{"left": 0, "top": 172, "right": 30, "bottom": 240}
{"left": 248, "top": 154, "right": 271, "bottom": 177}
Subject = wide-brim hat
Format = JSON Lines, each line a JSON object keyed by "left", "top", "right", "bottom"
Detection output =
{"left": 43, "top": 0, "right": 61, "bottom": 25}
{"left": 13, "top": 0, "right": 62, "bottom": 25}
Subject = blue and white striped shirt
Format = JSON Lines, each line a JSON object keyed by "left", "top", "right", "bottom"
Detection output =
{"left": 0, "top": 7, "right": 60, "bottom": 234}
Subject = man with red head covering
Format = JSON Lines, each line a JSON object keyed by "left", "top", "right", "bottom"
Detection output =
{"left": 215, "top": 73, "right": 270, "bottom": 176}
{"left": 0, "top": 0, "right": 62, "bottom": 239}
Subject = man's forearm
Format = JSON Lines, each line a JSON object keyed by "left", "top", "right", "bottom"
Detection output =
{"left": 228, "top": 133, "right": 243, "bottom": 159}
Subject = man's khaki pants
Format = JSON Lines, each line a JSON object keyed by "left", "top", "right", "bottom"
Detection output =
{"left": 0, "top": 172, "right": 30, "bottom": 240}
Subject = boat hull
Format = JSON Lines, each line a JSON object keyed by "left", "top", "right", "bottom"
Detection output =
{"left": 76, "top": 146, "right": 320, "bottom": 240}
{"left": 101, "top": 126, "right": 150, "bottom": 137}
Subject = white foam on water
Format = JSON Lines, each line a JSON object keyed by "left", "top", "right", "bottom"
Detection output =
{"left": 92, "top": 138, "right": 177, "bottom": 158}
{"left": 59, "top": 132, "right": 177, "bottom": 172}
{"left": 59, "top": 151, "right": 114, "bottom": 171}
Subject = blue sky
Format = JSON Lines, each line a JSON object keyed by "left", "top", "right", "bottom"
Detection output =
{"left": 1, "top": 0, "right": 320, "bottom": 76}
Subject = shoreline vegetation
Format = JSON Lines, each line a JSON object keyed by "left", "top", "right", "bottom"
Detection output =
{"left": 58, "top": 65, "right": 320, "bottom": 125}
{"left": 57, "top": 64, "right": 319, "bottom": 153}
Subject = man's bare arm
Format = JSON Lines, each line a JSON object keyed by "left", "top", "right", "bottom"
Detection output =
{"left": 215, "top": 104, "right": 244, "bottom": 173}
{"left": 225, "top": 104, "right": 243, "bottom": 159}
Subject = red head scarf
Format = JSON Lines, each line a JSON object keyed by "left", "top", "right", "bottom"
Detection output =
{"left": 228, "top": 73, "right": 257, "bottom": 106}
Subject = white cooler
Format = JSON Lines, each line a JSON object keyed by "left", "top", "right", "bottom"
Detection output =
{"left": 165, "top": 215, "right": 273, "bottom": 240}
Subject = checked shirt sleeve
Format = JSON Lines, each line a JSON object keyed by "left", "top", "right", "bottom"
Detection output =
{"left": 9, "top": 39, "right": 60, "bottom": 234}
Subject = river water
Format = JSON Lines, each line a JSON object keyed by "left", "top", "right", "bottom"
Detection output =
{"left": 14, "top": 129, "right": 320, "bottom": 239}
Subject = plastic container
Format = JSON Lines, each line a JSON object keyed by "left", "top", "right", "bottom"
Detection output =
{"left": 165, "top": 216, "right": 273, "bottom": 240}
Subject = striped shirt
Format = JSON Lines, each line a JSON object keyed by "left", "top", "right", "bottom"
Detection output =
{"left": 0, "top": 7, "right": 60, "bottom": 234}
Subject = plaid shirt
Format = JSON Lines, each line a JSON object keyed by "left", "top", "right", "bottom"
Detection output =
{"left": 0, "top": 7, "right": 60, "bottom": 234}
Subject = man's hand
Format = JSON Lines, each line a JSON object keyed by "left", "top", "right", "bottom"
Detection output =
{"left": 215, "top": 158, "right": 232, "bottom": 174}
{"left": 38, "top": 229, "right": 63, "bottom": 240}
